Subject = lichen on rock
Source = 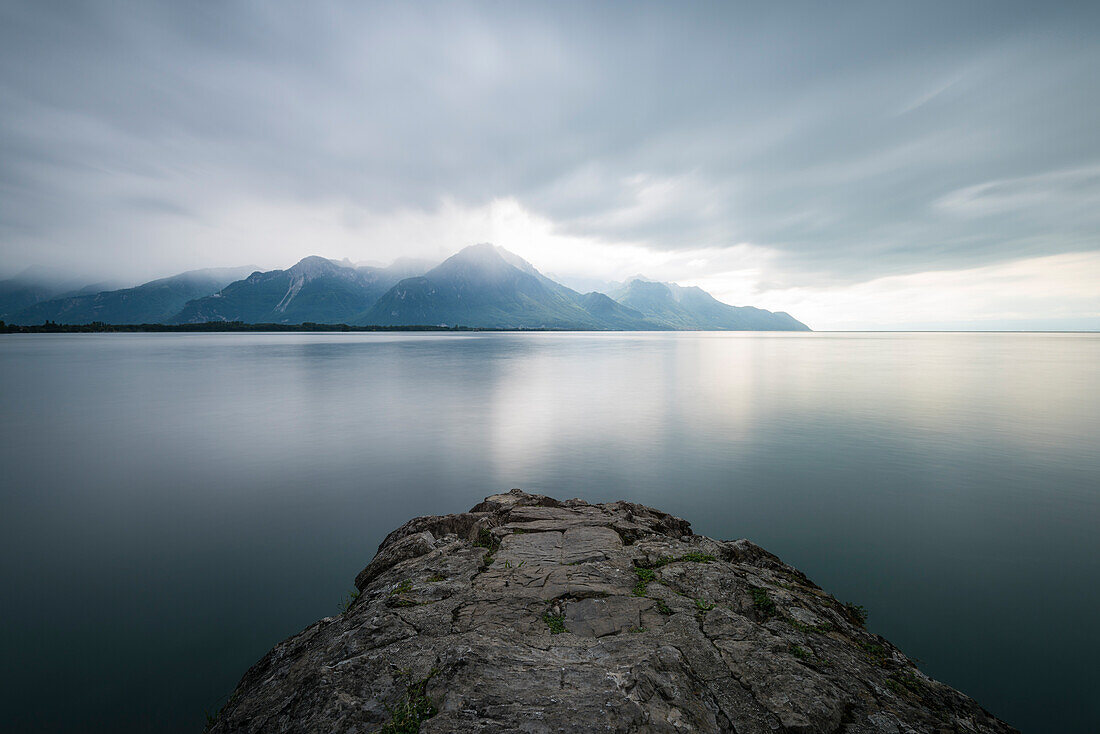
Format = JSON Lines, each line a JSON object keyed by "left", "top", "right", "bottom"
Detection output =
{"left": 207, "top": 489, "right": 1017, "bottom": 733}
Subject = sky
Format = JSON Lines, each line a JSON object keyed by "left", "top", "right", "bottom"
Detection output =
{"left": 1, "top": 0, "right": 1098, "bottom": 330}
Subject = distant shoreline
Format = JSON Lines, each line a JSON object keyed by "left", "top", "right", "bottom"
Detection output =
{"left": 0, "top": 321, "right": 490, "bottom": 334}
{"left": 2, "top": 322, "right": 1097, "bottom": 335}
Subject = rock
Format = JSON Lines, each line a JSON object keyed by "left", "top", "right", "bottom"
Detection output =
{"left": 207, "top": 489, "right": 1018, "bottom": 733}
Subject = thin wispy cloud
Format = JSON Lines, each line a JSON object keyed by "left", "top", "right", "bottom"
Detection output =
{"left": 1, "top": 0, "right": 1098, "bottom": 328}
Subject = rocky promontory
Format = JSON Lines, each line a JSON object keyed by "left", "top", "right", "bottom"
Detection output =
{"left": 208, "top": 490, "right": 1016, "bottom": 733}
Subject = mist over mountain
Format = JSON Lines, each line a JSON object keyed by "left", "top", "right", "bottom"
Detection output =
{"left": 613, "top": 279, "right": 810, "bottom": 331}
{"left": 0, "top": 266, "right": 127, "bottom": 321}
{"left": 9, "top": 267, "right": 253, "bottom": 325}
{"left": 2, "top": 245, "right": 809, "bottom": 330}
{"left": 170, "top": 257, "right": 422, "bottom": 324}
{"left": 358, "top": 244, "right": 652, "bottom": 329}
{"left": 359, "top": 244, "right": 805, "bottom": 330}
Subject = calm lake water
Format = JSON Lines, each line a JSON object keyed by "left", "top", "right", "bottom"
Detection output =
{"left": 1, "top": 332, "right": 1097, "bottom": 732}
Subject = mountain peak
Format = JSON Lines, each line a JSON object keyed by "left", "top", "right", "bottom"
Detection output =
{"left": 451, "top": 243, "right": 511, "bottom": 264}
{"left": 287, "top": 256, "right": 344, "bottom": 278}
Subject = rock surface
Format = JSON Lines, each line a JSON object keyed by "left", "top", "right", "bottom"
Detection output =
{"left": 208, "top": 490, "right": 1017, "bottom": 733}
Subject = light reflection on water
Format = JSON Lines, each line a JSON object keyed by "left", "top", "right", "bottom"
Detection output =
{"left": 0, "top": 332, "right": 1097, "bottom": 732}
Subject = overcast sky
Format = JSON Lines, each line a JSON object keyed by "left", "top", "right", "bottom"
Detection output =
{"left": 2, "top": 0, "right": 1098, "bottom": 329}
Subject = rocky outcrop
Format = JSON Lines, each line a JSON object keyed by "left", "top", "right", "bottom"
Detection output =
{"left": 208, "top": 490, "right": 1016, "bottom": 733}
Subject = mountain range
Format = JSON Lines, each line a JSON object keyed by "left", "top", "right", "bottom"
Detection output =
{"left": 2, "top": 245, "right": 809, "bottom": 331}
{"left": 9, "top": 267, "right": 254, "bottom": 326}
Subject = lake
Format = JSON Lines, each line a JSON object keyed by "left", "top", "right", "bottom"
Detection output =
{"left": 0, "top": 332, "right": 1097, "bottom": 732}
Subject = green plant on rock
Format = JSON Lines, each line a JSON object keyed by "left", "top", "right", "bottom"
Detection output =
{"left": 473, "top": 529, "right": 501, "bottom": 552}
{"left": 650, "top": 552, "right": 716, "bottom": 568}
{"left": 388, "top": 579, "right": 413, "bottom": 597}
{"left": 841, "top": 601, "right": 868, "bottom": 627}
{"left": 474, "top": 529, "right": 501, "bottom": 570}
{"left": 694, "top": 598, "right": 715, "bottom": 611}
{"left": 861, "top": 642, "right": 888, "bottom": 665}
{"left": 377, "top": 670, "right": 439, "bottom": 733}
{"left": 654, "top": 599, "right": 673, "bottom": 616}
{"left": 789, "top": 644, "right": 811, "bottom": 660}
{"left": 679, "top": 551, "right": 716, "bottom": 563}
{"left": 632, "top": 567, "right": 656, "bottom": 597}
{"left": 340, "top": 589, "right": 361, "bottom": 613}
{"left": 888, "top": 671, "right": 927, "bottom": 698}
{"left": 787, "top": 618, "right": 833, "bottom": 634}
{"left": 750, "top": 587, "right": 776, "bottom": 618}
{"left": 385, "top": 580, "right": 419, "bottom": 607}
{"left": 543, "top": 613, "right": 567, "bottom": 634}
{"left": 427, "top": 573, "right": 446, "bottom": 583}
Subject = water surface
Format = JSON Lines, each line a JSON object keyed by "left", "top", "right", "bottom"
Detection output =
{"left": 1, "top": 332, "right": 1097, "bottom": 732}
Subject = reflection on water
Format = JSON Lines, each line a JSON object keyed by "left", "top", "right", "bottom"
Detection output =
{"left": 1, "top": 332, "right": 1097, "bottom": 731}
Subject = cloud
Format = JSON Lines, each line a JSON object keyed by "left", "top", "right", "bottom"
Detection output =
{"left": 693, "top": 251, "right": 1100, "bottom": 331}
{"left": 0, "top": 0, "right": 1098, "bottom": 327}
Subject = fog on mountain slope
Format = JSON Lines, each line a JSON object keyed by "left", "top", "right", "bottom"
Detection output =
{"left": 0, "top": 266, "right": 127, "bottom": 321}
{"left": 357, "top": 244, "right": 652, "bottom": 329}
{"left": 7, "top": 268, "right": 254, "bottom": 326}
{"left": 169, "top": 257, "right": 419, "bottom": 325}
{"left": 614, "top": 279, "right": 809, "bottom": 331}
{"left": 360, "top": 244, "right": 808, "bottom": 330}
{"left": 3, "top": 245, "right": 809, "bottom": 330}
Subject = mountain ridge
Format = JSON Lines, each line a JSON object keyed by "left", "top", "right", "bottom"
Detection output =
{"left": 8, "top": 267, "right": 254, "bottom": 325}
{"left": 3, "top": 245, "right": 809, "bottom": 330}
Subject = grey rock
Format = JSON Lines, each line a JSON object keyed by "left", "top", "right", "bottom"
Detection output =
{"left": 208, "top": 489, "right": 1018, "bottom": 734}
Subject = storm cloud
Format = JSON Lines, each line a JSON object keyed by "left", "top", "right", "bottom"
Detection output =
{"left": 1, "top": 1, "right": 1098, "bottom": 326}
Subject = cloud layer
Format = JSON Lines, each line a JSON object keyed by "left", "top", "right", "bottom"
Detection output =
{"left": 1, "top": 1, "right": 1098, "bottom": 328}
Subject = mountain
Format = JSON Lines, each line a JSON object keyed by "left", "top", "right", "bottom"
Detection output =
{"left": 356, "top": 244, "right": 650, "bottom": 329}
{"left": 3, "top": 247, "right": 810, "bottom": 330}
{"left": 0, "top": 266, "right": 114, "bottom": 320}
{"left": 612, "top": 278, "right": 810, "bottom": 331}
{"left": 9, "top": 267, "right": 254, "bottom": 325}
{"left": 170, "top": 257, "right": 429, "bottom": 324}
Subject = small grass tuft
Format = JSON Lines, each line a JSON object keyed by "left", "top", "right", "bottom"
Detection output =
{"left": 377, "top": 669, "right": 439, "bottom": 734}
{"left": 789, "top": 644, "right": 812, "bottom": 660}
{"left": 543, "top": 613, "right": 567, "bottom": 634}
{"left": 841, "top": 601, "right": 868, "bottom": 627}
{"left": 473, "top": 529, "right": 501, "bottom": 552}
{"left": 694, "top": 598, "right": 716, "bottom": 611}
{"left": 340, "top": 589, "right": 361, "bottom": 613}
{"left": 427, "top": 573, "right": 446, "bottom": 583}
{"left": 385, "top": 580, "right": 418, "bottom": 607}
{"left": 890, "top": 671, "right": 926, "bottom": 696}
{"left": 654, "top": 599, "right": 673, "bottom": 616}
{"left": 650, "top": 551, "right": 717, "bottom": 568}
{"left": 750, "top": 587, "right": 777, "bottom": 618}
{"left": 388, "top": 579, "right": 413, "bottom": 597}
{"left": 861, "top": 642, "right": 888, "bottom": 665}
{"left": 787, "top": 618, "right": 834, "bottom": 634}
{"left": 679, "top": 551, "right": 716, "bottom": 563}
{"left": 474, "top": 529, "right": 501, "bottom": 570}
{"left": 632, "top": 567, "right": 656, "bottom": 597}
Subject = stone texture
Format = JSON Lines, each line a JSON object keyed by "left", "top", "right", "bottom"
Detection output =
{"left": 208, "top": 489, "right": 1018, "bottom": 734}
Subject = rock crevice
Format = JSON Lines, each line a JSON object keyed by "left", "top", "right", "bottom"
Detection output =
{"left": 209, "top": 489, "right": 1017, "bottom": 733}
